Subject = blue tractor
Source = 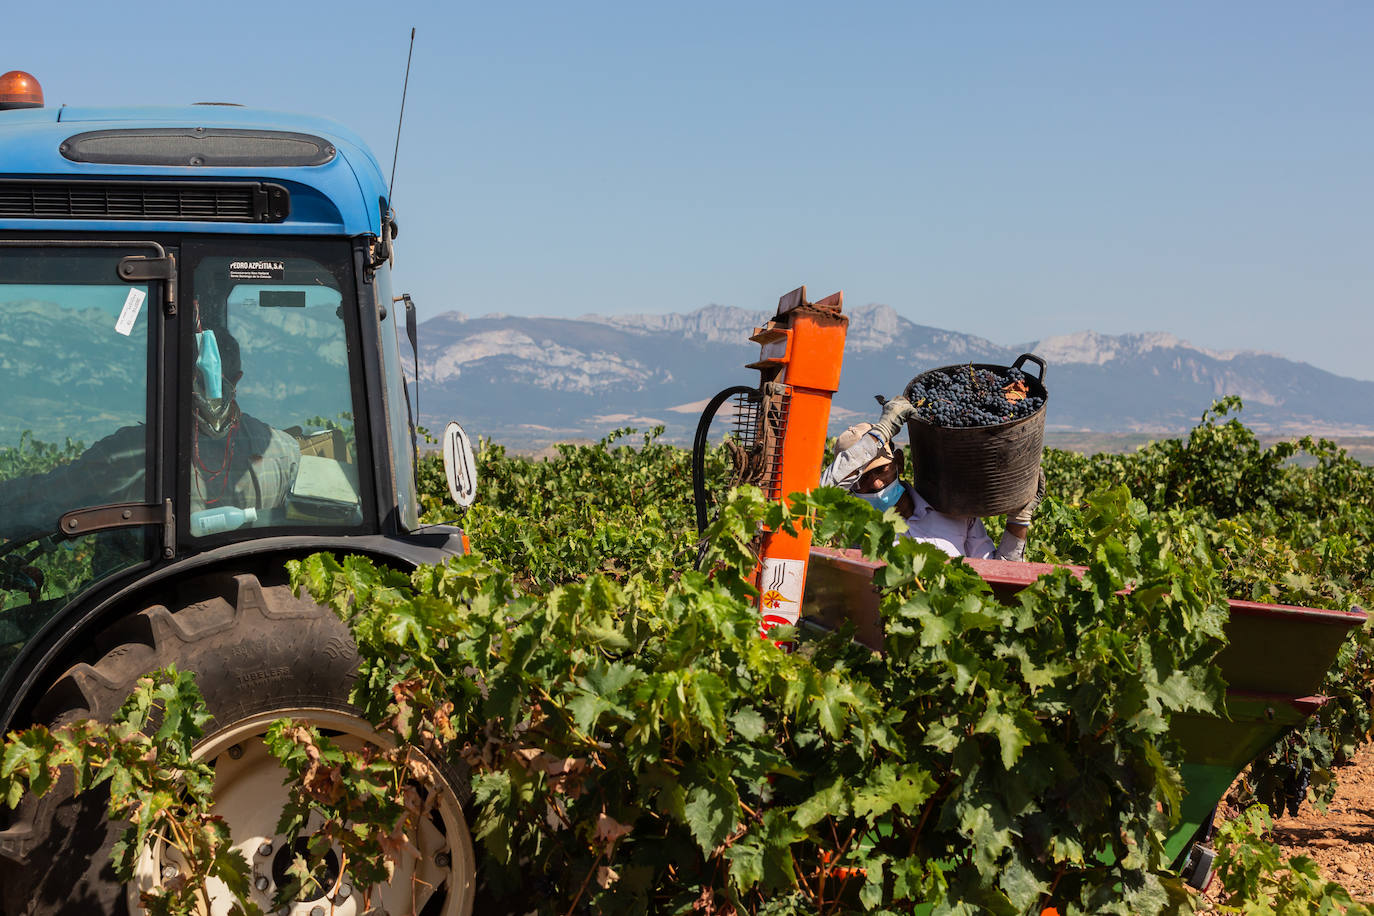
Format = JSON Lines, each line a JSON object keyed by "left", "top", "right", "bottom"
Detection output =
{"left": 0, "top": 71, "right": 479, "bottom": 915}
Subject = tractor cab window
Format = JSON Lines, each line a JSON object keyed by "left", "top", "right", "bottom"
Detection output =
{"left": 182, "top": 243, "right": 367, "bottom": 540}
{"left": 0, "top": 246, "right": 157, "bottom": 672}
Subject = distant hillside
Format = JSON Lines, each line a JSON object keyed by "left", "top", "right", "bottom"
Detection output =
{"left": 407, "top": 304, "right": 1374, "bottom": 448}
{"left": 11, "top": 296, "right": 1364, "bottom": 457}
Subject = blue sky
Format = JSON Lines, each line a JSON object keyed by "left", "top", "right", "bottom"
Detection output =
{"left": 7, "top": 2, "right": 1373, "bottom": 380}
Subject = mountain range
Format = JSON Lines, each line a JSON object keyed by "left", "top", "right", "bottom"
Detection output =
{"left": 416, "top": 304, "right": 1374, "bottom": 449}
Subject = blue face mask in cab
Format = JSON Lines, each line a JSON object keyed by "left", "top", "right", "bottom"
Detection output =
{"left": 196, "top": 329, "right": 222, "bottom": 399}
{"left": 855, "top": 478, "right": 904, "bottom": 511}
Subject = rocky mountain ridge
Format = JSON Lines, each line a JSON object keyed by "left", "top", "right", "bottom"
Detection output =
{"left": 1024, "top": 329, "right": 1275, "bottom": 366}
{"left": 415, "top": 305, "right": 1374, "bottom": 447}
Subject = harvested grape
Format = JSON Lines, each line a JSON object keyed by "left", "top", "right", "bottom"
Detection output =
{"left": 907, "top": 364, "right": 1044, "bottom": 428}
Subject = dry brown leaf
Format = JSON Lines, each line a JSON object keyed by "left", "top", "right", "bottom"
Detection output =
{"left": 594, "top": 811, "right": 633, "bottom": 853}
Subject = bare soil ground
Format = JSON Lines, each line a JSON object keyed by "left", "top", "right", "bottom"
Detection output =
{"left": 1267, "top": 742, "right": 1374, "bottom": 899}
{"left": 1202, "top": 742, "right": 1374, "bottom": 906}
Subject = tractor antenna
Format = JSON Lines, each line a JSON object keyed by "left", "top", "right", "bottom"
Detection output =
{"left": 389, "top": 27, "right": 416, "bottom": 199}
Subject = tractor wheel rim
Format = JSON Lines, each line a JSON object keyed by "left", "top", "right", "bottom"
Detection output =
{"left": 126, "top": 707, "right": 475, "bottom": 916}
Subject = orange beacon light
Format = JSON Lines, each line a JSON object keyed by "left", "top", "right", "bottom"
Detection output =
{"left": 0, "top": 71, "right": 44, "bottom": 110}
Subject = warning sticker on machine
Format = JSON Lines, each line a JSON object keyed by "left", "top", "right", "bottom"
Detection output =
{"left": 758, "top": 557, "right": 805, "bottom": 624}
{"left": 228, "top": 260, "right": 285, "bottom": 280}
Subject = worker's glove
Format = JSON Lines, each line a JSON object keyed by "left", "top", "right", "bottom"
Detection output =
{"left": 994, "top": 530, "right": 1026, "bottom": 561}
{"left": 1008, "top": 468, "right": 1048, "bottom": 528}
{"left": 871, "top": 395, "right": 917, "bottom": 442}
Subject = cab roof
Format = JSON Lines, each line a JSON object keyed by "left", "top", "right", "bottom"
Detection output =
{"left": 0, "top": 105, "right": 390, "bottom": 236}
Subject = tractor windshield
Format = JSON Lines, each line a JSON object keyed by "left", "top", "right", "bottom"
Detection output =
{"left": 179, "top": 241, "right": 367, "bottom": 540}
{"left": 0, "top": 246, "right": 157, "bottom": 672}
{"left": 0, "top": 239, "right": 371, "bottom": 677}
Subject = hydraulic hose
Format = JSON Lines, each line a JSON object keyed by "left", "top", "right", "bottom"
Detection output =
{"left": 692, "top": 385, "right": 760, "bottom": 535}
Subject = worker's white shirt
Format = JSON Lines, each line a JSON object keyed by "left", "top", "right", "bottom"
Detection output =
{"left": 904, "top": 485, "right": 998, "bottom": 559}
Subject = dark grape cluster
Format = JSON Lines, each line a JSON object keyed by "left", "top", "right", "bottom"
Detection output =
{"left": 907, "top": 365, "right": 1046, "bottom": 428}
{"left": 1281, "top": 760, "right": 1312, "bottom": 818}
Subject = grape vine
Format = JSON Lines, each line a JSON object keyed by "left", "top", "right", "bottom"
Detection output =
{"left": 1, "top": 398, "right": 1370, "bottom": 913}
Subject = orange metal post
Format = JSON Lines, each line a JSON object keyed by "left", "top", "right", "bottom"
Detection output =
{"left": 749, "top": 287, "right": 848, "bottom": 640}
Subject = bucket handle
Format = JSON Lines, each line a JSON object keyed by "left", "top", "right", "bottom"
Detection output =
{"left": 1012, "top": 352, "right": 1046, "bottom": 383}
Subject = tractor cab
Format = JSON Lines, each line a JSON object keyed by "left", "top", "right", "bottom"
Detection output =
{"left": 0, "top": 71, "right": 481, "bottom": 915}
{"left": 0, "top": 72, "right": 476, "bottom": 726}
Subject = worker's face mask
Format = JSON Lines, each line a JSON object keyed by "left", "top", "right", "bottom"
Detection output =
{"left": 195, "top": 330, "right": 223, "bottom": 400}
{"left": 854, "top": 478, "right": 904, "bottom": 512}
{"left": 193, "top": 329, "right": 239, "bottom": 437}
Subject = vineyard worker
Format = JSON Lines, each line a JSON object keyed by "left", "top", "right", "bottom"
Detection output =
{"left": 820, "top": 396, "right": 1044, "bottom": 561}
{"left": 184, "top": 326, "right": 300, "bottom": 519}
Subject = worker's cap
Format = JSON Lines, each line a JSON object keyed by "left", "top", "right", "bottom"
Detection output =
{"left": 834, "top": 422, "right": 895, "bottom": 477}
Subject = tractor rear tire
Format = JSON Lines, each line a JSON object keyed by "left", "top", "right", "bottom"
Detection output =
{"left": 0, "top": 569, "right": 475, "bottom": 916}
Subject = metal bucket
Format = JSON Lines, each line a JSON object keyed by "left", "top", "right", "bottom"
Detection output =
{"left": 902, "top": 353, "right": 1047, "bottom": 517}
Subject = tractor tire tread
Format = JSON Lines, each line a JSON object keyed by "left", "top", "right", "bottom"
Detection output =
{"left": 0, "top": 569, "right": 359, "bottom": 915}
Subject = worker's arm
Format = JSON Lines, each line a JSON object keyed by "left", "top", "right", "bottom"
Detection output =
{"left": 990, "top": 469, "right": 1047, "bottom": 561}
{"left": 819, "top": 396, "right": 916, "bottom": 491}
{"left": 819, "top": 430, "right": 885, "bottom": 491}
